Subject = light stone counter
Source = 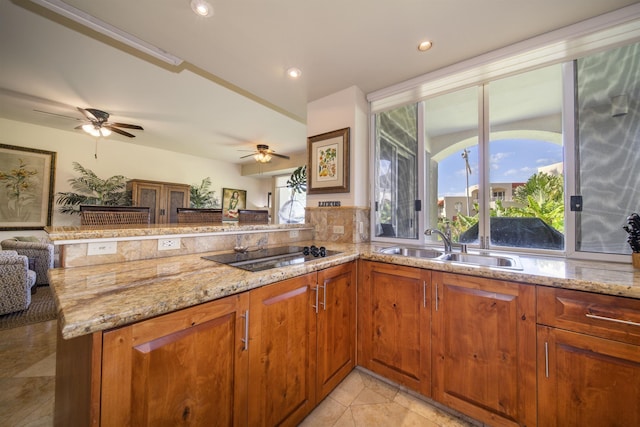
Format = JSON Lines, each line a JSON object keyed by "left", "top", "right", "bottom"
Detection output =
{"left": 50, "top": 241, "right": 640, "bottom": 340}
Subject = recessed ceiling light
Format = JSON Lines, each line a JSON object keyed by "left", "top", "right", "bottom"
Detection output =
{"left": 286, "top": 67, "right": 302, "bottom": 79}
{"left": 190, "top": 0, "right": 213, "bottom": 17}
{"left": 418, "top": 40, "right": 433, "bottom": 52}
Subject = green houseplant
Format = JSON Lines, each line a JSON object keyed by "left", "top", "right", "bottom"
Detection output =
{"left": 279, "top": 165, "right": 306, "bottom": 223}
{"left": 56, "top": 162, "right": 131, "bottom": 215}
{"left": 189, "top": 177, "right": 219, "bottom": 208}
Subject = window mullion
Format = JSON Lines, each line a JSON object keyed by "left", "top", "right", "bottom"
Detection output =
{"left": 478, "top": 84, "right": 491, "bottom": 249}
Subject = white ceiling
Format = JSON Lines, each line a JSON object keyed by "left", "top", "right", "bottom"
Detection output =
{"left": 1, "top": 0, "right": 638, "bottom": 165}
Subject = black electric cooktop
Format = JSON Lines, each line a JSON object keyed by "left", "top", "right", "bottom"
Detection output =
{"left": 202, "top": 245, "right": 340, "bottom": 272}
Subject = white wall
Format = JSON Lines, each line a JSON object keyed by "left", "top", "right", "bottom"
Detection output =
{"left": 0, "top": 118, "right": 271, "bottom": 239}
{"left": 306, "top": 86, "right": 369, "bottom": 207}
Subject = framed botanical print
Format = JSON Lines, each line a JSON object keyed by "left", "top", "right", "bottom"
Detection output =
{"left": 0, "top": 144, "right": 56, "bottom": 230}
{"left": 307, "top": 127, "right": 350, "bottom": 194}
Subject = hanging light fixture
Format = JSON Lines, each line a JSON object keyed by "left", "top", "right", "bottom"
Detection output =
{"left": 254, "top": 152, "right": 272, "bottom": 163}
{"left": 82, "top": 124, "right": 111, "bottom": 137}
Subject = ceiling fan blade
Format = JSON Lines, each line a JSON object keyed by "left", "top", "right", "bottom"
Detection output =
{"left": 271, "top": 153, "right": 290, "bottom": 160}
{"left": 105, "top": 125, "right": 135, "bottom": 138}
{"left": 77, "top": 107, "right": 98, "bottom": 122}
{"left": 34, "top": 109, "right": 83, "bottom": 121}
{"left": 239, "top": 153, "right": 256, "bottom": 159}
{"left": 110, "top": 122, "right": 144, "bottom": 130}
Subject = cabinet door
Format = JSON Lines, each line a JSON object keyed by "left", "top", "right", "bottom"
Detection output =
{"left": 165, "top": 185, "right": 190, "bottom": 224}
{"left": 133, "top": 182, "right": 162, "bottom": 223}
{"left": 537, "top": 325, "right": 640, "bottom": 426}
{"left": 431, "top": 272, "right": 536, "bottom": 427}
{"left": 248, "top": 273, "right": 317, "bottom": 427}
{"left": 358, "top": 261, "right": 431, "bottom": 396}
{"left": 316, "top": 261, "right": 357, "bottom": 400}
{"left": 101, "top": 293, "right": 249, "bottom": 427}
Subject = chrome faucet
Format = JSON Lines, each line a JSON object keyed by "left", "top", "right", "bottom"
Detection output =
{"left": 425, "top": 228, "right": 453, "bottom": 253}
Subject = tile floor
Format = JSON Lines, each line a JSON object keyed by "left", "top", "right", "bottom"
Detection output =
{"left": 0, "top": 319, "right": 478, "bottom": 427}
{"left": 0, "top": 319, "right": 57, "bottom": 427}
{"left": 301, "top": 369, "right": 477, "bottom": 427}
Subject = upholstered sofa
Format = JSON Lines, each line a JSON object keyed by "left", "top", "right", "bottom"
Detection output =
{"left": 1, "top": 238, "right": 55, "bottom": 286}
{"left": 0, "top": 250, "right": 37, "bottom": 315}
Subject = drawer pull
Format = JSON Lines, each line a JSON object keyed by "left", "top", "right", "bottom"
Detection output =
{"left": 585, "top": 313, "right": 640, "bottom": 327}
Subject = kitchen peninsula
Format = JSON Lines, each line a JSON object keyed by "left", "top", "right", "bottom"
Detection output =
{"left": 47, "top": 223, "right": 640, "bottom": 426}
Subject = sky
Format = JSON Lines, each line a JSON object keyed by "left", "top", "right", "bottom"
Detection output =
{"left": 437, "top": 139, "right": 563, "bottom": 197}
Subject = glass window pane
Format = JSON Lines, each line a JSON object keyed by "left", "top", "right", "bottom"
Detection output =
{"left": 374, "top": 104, "right": 418, "bottom": 239}
{"left": 576, "top": 42, "right": 640, "bottom": 255}
{"left": 487, "top": 65, "right": 564, "bottom": 250}
{"left": 424, "top": 87, "right": 479, "bottom": 245}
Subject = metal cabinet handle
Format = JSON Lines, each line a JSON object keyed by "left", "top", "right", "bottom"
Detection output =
{"left": 544, "top": 341, "right": 549, "bottom": 378}
{"left": 319, "top": 282, "right": 327, "bottom": 311}
{"left": 585, "top": 313, "right": 640, "bottom": 327}
{"left": 313, "top": 285, "right": 319, "bottom": 314}
{"left": 423, "top": 281, "right": 426, "bottom": 308}
{"left": 241, "top": 310, "right": 249, "bottom": 351}
{"left": 435, "top": 283, "right": 439, "bottom": 312}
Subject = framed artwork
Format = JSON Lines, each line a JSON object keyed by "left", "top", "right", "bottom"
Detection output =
{"left": 222, "top": 188, "right": 247, "bottom": 221}
{"left": 0, "top": 144, "right": 56, "bottom": 230}
{"left": 307, "top": 127, "right": 350, "bottom": 194}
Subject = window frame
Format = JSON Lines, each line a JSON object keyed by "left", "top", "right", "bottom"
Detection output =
{"left": 368, "top": 7, "right": 640, "bottom": 261}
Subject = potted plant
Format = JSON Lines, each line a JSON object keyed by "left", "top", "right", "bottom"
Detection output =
{"left": 190, "top": 177, "right": 219, "bottom": 208}
{"left": 56, "top": 162, "right": 131, "bottom": 214}
{"left": 279, "top": 165, "right": 306, "bottom": 224}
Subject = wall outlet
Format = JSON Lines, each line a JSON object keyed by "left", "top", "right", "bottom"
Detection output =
{"left": 87, "top": 241, "right": 117, "bottom": 256}
{"left": 289, "top": 230, "right": 299, "bottom": 238}
{"left": 333, "top": 225, "right": 345, "bottom": 234}
{"left": 158, "top": 238, "right": 181, "bottom": 251}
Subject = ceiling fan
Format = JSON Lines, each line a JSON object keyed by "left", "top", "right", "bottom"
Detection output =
{"left": 74, "top": 107, "right": 143, "bottom": 138}
{"left": 240, "top": 144, "right": 290, "bottom": 163}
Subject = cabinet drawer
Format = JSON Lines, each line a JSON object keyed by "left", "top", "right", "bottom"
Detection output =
{"left": 537, "top": 286, "right": 640, "bottom": 345}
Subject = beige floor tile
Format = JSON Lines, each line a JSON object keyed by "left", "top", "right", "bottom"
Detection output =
{"left": 333, "top": 408, "right": 356, "bottom": 427}
{"left": 329, "top": 370, "right": 365, "bottom": 407}
{"left": 351, "top": 387, "right": 395, "bottom": 406}
{"left": 15, "top": 353, "right": 57, "bottom": 378}
{"left": 351, "top": 401, "right": 438, "bottom": 427}
{"left": 394, "top": 390, "right": 475, "bottom": 427}
{"left": 359, "top": 371, "right": 399, "bottom": 400}
{"left": 300, "top": 396, "right": 347, "bottom": 426}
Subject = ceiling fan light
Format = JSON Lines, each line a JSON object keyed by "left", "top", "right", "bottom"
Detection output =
{"left": 82, "top": 123, "right": 100, "bottom": 137}
{"left": 100, "top": 127, "right": 112, "bottom": 137}
{"left": 254, "top": 152, "right": 272, "bottom": 163}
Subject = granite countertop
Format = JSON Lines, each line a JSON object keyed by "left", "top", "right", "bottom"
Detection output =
{"left": 49, "top": 242, "right": 640, "bottom": 340}
{"left": 45, "top": 222, "right": 311, "bottom": 242}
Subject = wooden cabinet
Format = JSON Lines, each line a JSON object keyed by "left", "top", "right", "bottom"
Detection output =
{"left": 128, "top": 179, "right": 190, "bottom": 224}
{"left": 537, "top": 286, "right": 640, "bottom": 426}
{"left": 358, "top": 261, "right": 431, "bottom": 396}
{"left": 248, "top": 273, "right": 317, "bottom": 427}
{"left": 431, "top": 272, "right": 536, "bottom": 427}
{"left": 100, "top": 293, "right": 249, "bottom": 427}
{"left": 316, "top": 261, "right": 357, "bottom": 401}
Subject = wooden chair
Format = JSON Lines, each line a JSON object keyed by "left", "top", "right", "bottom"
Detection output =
{"left": 177, "top": 208, "right": 222, "bottom": 224}
{"left": 80, "top": 206, "right": 151, "bottom": 225}
{"left": 238, "top": 209, "right": 269, "bottom": 224}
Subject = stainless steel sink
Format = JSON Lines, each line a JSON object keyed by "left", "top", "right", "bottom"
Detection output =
{"left": 438, "top": 252, "right": 522, "bottom": 269}
{"left": 378, "top": 246, "right": 444, "bottom": 259}
{"left": 378, "top": 246, "right": 522, "bottom": 270}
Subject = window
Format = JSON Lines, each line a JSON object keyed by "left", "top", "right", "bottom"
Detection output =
{"left": 370, "top": 10, "right": 639, "bottom": 259}
{"left": 374, "top": 104, "right": 419, "bottom": 239}
{"left": 574, "top": 42, "right": 640, "bottom": 256}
